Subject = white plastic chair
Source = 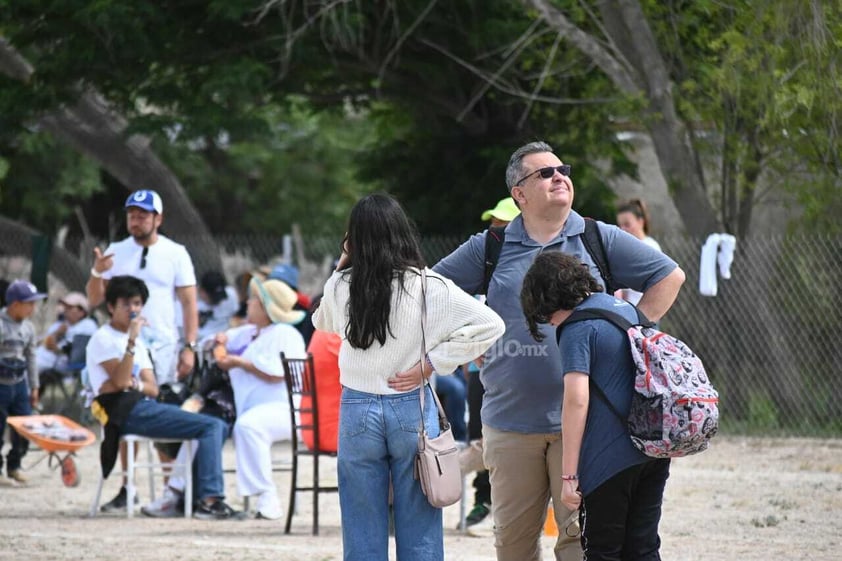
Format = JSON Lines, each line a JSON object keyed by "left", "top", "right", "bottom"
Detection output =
{"left": 89, "top": 434, "right": 194, "bottom": 518}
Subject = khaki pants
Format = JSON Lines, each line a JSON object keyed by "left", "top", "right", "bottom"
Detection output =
{"left": 483, "top": 425, "right": 582, "bottom": 561}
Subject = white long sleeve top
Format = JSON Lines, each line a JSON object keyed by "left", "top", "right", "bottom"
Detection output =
{"left": 313, "top": 267, "right": 505, "bottom": 394}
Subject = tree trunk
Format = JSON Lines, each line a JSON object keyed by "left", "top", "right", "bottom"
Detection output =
{"left": 523, "top": 0, "right": 722, "bottom": 237}
{"left": 0, "top": 37, "right": 221, "bottom": 272}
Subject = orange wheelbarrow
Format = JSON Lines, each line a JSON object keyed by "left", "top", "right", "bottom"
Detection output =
{"left": 7, "top": 415, "right": 96, "bottom": 487}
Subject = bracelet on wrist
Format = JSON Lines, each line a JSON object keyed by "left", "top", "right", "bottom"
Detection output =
{"left": 561, "top": 474, "right": 579, "bottom": 481}
{"left": 90, "top": 267, "right": 103, "bottom": 279}
{"left": 125, "top": 347, "right": 135, "bottom": 356}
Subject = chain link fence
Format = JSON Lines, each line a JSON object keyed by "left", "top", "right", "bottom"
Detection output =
{"left": 3, "top": 228, "right": 840, "bottom": 437}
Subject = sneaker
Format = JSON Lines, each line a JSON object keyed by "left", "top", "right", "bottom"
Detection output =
{"left": 466, "top": 513, "right": 495, "bottom": 538}
{"left": 8, "top": 470, "right": 28, "bottom": 484}
{"left": 193, "top": 499, "right": 247, "bottom": 521}
{"left": 100, "top": 486, "right": 140, "bottom": 513}
{"left": 141, "top": 487, "right": 184, "bottom": 518}
{"left": 465, "top": 502, "right": 491, "bottom": 526}
{"left": 0, "top": 477, "right": 18, "bottom": 488}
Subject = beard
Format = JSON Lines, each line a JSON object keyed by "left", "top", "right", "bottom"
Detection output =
{"left": 131, "top": 227, "right": 154, "bottom": 242}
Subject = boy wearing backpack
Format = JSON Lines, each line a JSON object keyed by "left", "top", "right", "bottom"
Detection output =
{"left": 520, "top": 251, "right": 673, "bottom": 561}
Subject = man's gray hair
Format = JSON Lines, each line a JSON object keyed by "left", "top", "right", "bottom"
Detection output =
{"left": 505, "top": 141, "right": 554, "bottom": 190}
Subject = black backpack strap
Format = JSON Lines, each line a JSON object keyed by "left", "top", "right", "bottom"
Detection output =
{"left": 482, "top": 225, "right": 506, "bottom": 295}
{"left": 581, "top": 218, "right": 617, "bottom": 294}
{"left": 557, "top": 307, "right": 654, "bottom": 341}
{"left": 555, "top": 305, "right": 656, "bottom": 424}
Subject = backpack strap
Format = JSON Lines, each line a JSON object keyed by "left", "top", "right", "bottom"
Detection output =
{"left": 555, "top": 305, "right": 655, "bottom": 424}
{"left": 484, "top": 219, "right": 611, "bottom": 295}
{"left": 558, "top": 307, "right": 654, "bottom": 335}
{"left": 581, "top": 218, "right": 618, "bottom": 294}
{"left": 482, "top": 225, "right": 507, "bottom": 295}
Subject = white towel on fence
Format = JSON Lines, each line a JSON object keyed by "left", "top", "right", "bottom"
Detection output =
{"left": 700, "top": 233, "right": 737, "bottom": 296}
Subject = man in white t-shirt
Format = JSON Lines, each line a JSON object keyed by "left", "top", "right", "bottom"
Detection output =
{"left": 86, "top": 190, "right": 199, "bottom": 386}
{"left": 86, "top": 275, "right": 241, "bottom": 520}
{"left": 85, "top": 189, "right": 199, "bottom": 511}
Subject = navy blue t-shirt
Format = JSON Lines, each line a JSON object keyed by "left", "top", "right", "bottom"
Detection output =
{"left": 558, "top": 292, "right": 650, "bottom": 495}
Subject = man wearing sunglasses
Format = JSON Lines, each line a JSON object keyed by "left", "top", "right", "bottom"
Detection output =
{"left": 434, "top": 141, "right": 685, "bottom": 561}
{"left": 86, "top": 189, "right": 199, "bottom": 512}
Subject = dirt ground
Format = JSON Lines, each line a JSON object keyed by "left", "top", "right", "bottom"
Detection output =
{"left": 0, "top": 434, "right": 840, "bottom": 561}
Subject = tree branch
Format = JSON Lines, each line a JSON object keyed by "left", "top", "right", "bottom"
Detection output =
{"left": 377, "top": 0, "right": 440, "bottom": 88}
{"left": 0, "top": 37, "right": 33, "bottom": 81}
{"left": 522, "top": 0, "right": 639, "bottom": 93}
{"left": 420, "top": 39, "right": 620, "bottom": 108}
{"left": 517, "top": 31, "right": 563, "bottom": 129}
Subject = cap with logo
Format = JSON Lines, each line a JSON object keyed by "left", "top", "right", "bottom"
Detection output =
{"left": 125, "top": 190, "right": 163, "bottom": 214}
{"left": 5, "top": 280, "right": 48, "bottom": 305}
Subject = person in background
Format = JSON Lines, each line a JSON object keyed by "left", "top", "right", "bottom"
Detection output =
{"left": 615, "top": 199, "right": 663, "bottom": 306}
{"left": 86, "top": 275, "right": 241, "bottom": 520}
{"left": 434, "top": 141, "right": 684, "bottom": 561}
{"left": 461, "top": 195, "right": 522, "bottom": 537}
{"left": 86, "top": 189, "right": 199, "bottom": 511}
{"left": 304, "top": 327, "right": 342, "bottom": 454}
{"left": 36, "top": 292, "right": 98, "bottom": 377}
{"left": 432, "top": 367, "right": 467, "bottom": 442}
{"left": 142, "top": 277, "right": 306, "bottom": 520}
{"left": 197, "top": 271, "right": 239, "bottom": 343}
{"left": 520, "top": 252, "right": 671, "bottom": 561}
{"left": 268, "top": 263, "right": 314, "bottom": 346}
{"left": 220, "top": 277, "right": 307, "bottom": 520}
{"left": 313, "top": 193, "right": 505, "bottom": 561}
{"left": 481, "top": 196, "right": 521, "bottom": 228}
{"left": 0, "top": 280, "right": 47, "bottom": 486}
{"left": 87, "top": 190, "right": 199, "bottom": 384}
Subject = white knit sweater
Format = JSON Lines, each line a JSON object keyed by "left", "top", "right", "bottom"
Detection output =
{"left": 313, "top": 267, "right": 505, "bottom": 394}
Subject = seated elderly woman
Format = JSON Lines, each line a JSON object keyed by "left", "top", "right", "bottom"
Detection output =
{"left": 213, "top": 277, "right": 306, "bottom": 519}
{"left": 142, "top": 277, "right": 306, "bottom": 520}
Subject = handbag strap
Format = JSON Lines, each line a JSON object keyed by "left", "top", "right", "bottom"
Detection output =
{"left": 418, "top": 268, "right": 449, "bottom": 438}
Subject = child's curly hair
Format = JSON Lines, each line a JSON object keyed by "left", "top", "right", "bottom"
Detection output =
{"left": 520, "top": 252, "right": 603, "bottom": 341}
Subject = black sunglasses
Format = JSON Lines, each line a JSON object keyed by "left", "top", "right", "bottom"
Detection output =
{"left": 515, "top": 164, "right": 572, "bottom": 186}
{"left": 140, "top": 246, "right": 149, "bottom": 269}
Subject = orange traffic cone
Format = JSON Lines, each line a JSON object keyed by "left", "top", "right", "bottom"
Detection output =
{"left": 544, "top": 504, "right": 559, "bottom": 536}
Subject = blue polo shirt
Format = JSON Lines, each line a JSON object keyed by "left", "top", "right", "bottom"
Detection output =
{"left": 433, "top": 210, "right": 677, "bottom": 434}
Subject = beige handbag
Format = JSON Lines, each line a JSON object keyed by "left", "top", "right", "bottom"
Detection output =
{"left": 413, "top": 269, "right": 463, "bottom": 508}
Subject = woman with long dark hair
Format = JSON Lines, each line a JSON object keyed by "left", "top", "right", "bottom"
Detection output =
{"left": 313, "top": 193, "right": 504, "bottom": 561}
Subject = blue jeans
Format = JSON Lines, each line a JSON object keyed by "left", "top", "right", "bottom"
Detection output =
{"left": 434, "top": 369, "right": 467, "bottom": 442}
{"left": 338, "top": 386, "right": 444, "bottom": 561}
{"left": 0, "top": 379, "right": 32, "bottom": 474}
{"left": 121, "top": 399, "right": 227, "bottom": 501}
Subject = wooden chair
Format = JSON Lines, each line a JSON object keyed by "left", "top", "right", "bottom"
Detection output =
{"left": 281, "top": 352, "right": 338, "bottom": 535}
